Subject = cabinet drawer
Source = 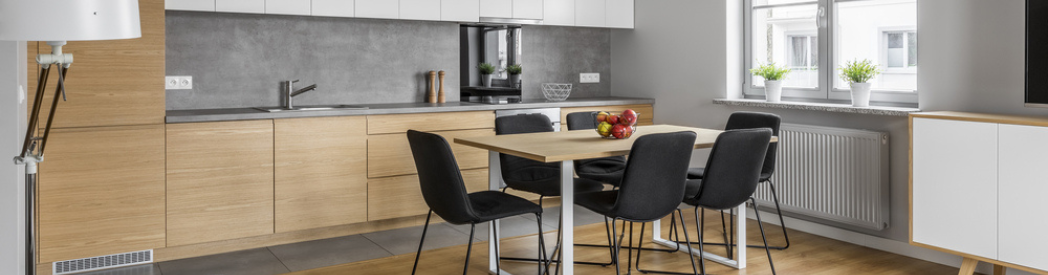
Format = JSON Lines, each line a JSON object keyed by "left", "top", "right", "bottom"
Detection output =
{"left": 368, "top": 168, "right": 489, "bottom": 221}
{"left": 560, "top": 104, "right": 653, "bottom": 131}
{"left": 367, "top": 111, "right": 495, "bottom": 134}
{"left": 368, "top": 129, "right": 494, "bottom": 178}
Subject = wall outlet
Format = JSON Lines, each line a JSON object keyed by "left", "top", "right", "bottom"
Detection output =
{"left": 580, "top": 73, "right": 600, "bottom": 83}
{"left": 166, "top": 76, "right": 193, "bottom": 90}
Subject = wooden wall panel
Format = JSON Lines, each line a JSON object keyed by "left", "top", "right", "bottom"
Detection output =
{"left": 367, "top": 129, "right": 493, "bottom": 178}
{"left": 367, "top": 111, "right": 495, "bottom": 135}
{"left": 37, "top": 125, "right": 167, "bottom": 263}
{"left": 559, "top": 104, "right": 654, "bottom": 131}
{"left": 166, "top": 120, "right": 275, "bottom": 247}
{"left": 367, "top": 168, "right": 489, "bottom": 221}
{"left": 275, "top": 116, "right": 368, "bottom": 233}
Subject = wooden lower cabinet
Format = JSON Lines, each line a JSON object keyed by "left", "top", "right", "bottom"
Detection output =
{"left": 38, "top": 125, "right": 167, "bottom": 263}
{"left": 367, "top": 168, "right": 489, "bottom": 221}
{"left": 166, "top": 120, "right": 275, "bottom": 247}
{"left": 367, "top": 111, "right": 495, "bottom": 135}
{"left": 559, "top": 104, "right": 654, "bottom": 131}
{"left": 367, "top": 129, "right": 494, "bottom": 178}
{"left": 274, "top": 117, "right": 368, "bottom": 233}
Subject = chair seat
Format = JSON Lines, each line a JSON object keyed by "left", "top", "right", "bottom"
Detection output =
{"left": 688, "top": 167, "right": 771, "bottom": 181}
{"left": 574, "top": 190, "right": 619, "bottom": 217}
{"left": 684, "top": 179, "right": 702, "bottom": 199}
{"left": 467, "top": 191, "right": 543, "bottom": 223}
{"left": 505, "top": 177, "right": 606, "bottom": 197}
{"left": 576, "top": 158, "right": 627, "bottom": 185}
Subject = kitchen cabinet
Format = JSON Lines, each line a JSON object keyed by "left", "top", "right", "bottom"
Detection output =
{"left": 559, "top": 104, "right": 653, "bottom": 131}
{"left": 216, "top": 0, "right": 265, "bottom": 13}
{"left": 368, "top": 168, "right": 489, "bottom": 221}
{"left": 513, "top": 0, "right": 543, "bottom": 19}
{"left": 543, "top": 0, "right": 574, "bottom": 26}
{"left": 480, "top": 0, "right": 513, "bottom": 18}
{"left": 267, "top": 0, "right": 311, "bottom": 15}
{"left": 998, "top": 124, "right": 1048, "bottom": 271}
{"left": 400, "top": 0, "right": 441, "bottom": 21}
{"left": 167, "top": 0, "right": 215, "bottom": 11}
{"left": 275, "top": 117, "right": 368, "bottom": 233}
{"left": 441, "top": 0, "right": 480, "bottom": 22}
{"left": 367, "top": 111, "right": 495, "bottom": 134}
{"left": 575, "top": 0, "right": 606, "bottom": 27}
{"left": 312, "top": 0, "right": 355, "bottom": 17}
{"left": 606, "top": 0, "right": 634, "bottom": 28}
{"left": 356, "top": 0, "right": 399, "bottom": 19}
{"left": 37, "top": 125, "right": 166, "bottom": 264}
{"left": 368, "top": 128, "right": 494, "bottom": 178}
{"left": 166, "top": 120, "right": 275, "bottom": 247}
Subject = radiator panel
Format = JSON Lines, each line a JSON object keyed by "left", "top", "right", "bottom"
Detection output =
{"left": 755, "top": 124, "right": 890, "bottom": 230}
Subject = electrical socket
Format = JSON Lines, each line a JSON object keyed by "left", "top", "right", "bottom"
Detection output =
{"left": 580, "top": 73, "right": 600, "bottom": 83}
{"left": 166, "top": 76, "right": 193, "bottom": 90}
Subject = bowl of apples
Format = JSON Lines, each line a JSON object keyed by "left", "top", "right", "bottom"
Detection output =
{"left": 595, "top": 109, "right": 639, "bottom": 139}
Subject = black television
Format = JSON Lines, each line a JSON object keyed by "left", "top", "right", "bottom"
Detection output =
{"left": 1029, "top": 0, "right": 1048, "bottom": 106}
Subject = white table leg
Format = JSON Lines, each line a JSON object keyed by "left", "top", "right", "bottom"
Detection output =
{"left": 560, "top": 161, "right": 575, "bottom": 275}
{"left": 488, "top": 151, "right": 509, "bottom": 275}
{"left": 735, "top": 204, "right": 747, "bottom": 268}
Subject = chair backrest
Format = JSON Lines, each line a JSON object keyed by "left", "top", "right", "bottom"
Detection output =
{"left": 566, "top": 112, "right": 598, "bottom": 130}
{"left": 495, "top": 114, "right": 560, "bottom": 183}
{"left": 406, "top": 130, "right": 476, "bottom": 224}
{"left": 690, "top": 129, "right": 772, "bottom": 210}
{"left": 611, "top": 131, "right": 697, "bottom": 221}
{"left": 725, "top": 112, "right": 781, "bottom": 177}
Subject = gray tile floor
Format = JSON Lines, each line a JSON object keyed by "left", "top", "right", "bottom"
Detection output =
{"left": 78, "top": 206, "right": 608, "bottom": 275}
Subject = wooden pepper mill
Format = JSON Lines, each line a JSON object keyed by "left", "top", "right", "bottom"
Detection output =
{"left": 437, "top": 70, "right": 446, "bottom": 103}
{"left": 427, "top": 71, "right": 437, "bottom": 103}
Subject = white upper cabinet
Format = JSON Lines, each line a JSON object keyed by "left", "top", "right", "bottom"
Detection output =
{"left": 605, "top": 0, "right": 633, "bottom": 28}
{"left": 441, "top": 0, "right": 480, "bottom": 22}
{"left": 167, "top": 0, "right": 216, "bottom": 12}
{"left": 513, "top": 0, "right": 543, "bottom": 20}
{"left": 574, "top": 0, "right": 605, "bottom": 27}
{"left": 267, "top": 0, "right": 311, "bottom": 15}
{"left": 356, "top": 0, "right": 399, "bottom": 19}
{"left": 480, "top": 0, "right": 512, "bottom": 18}
{"left": 311, "top": 0, "right": 355, "bottom": 17}
{"left": 216, "top": 0, "right": 265, "bottom": 13}
{"left": 543, "top": 0, "right": 574, "bottom": 26}
{"left": 401, "top": 0, "right": 440, "bottom": 21}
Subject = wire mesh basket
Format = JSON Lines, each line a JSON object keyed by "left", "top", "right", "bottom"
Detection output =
{"left": 542, "top": 83, "right": 573, "bottom": 101}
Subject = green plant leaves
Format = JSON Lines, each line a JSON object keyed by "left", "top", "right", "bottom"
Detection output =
{"left": 838, "top": 59, "right": 882, "bottom": 83}
{"left": 478, "top": 63, "right": 496, "bottom": 75}
{"left": 750, "top": 62, "right": 791, "bottom": 81}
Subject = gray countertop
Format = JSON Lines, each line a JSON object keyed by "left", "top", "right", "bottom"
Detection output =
{"left": 166, "top": 97, "right": 656, "bottom": 123}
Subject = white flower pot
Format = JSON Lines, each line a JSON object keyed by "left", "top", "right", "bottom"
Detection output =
{"left": 764, "top": 80, "right": 783, "bottom": 103}
{"left": 850, "top": 82, "right": 872, "bottom": 107}
{"left": 482, "top": 74, "right": 493, "bottom": 87}
{"left": 509, "top": 74, "right": 521, "bottom": 88}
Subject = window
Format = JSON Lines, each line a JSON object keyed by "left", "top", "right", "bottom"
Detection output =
{"left": 745, "top": 0, "right": 918, "bottom": 103}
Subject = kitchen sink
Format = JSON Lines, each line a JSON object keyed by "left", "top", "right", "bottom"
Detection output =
{"left": 254, "top": 105, "right": 370, "bottom": 112}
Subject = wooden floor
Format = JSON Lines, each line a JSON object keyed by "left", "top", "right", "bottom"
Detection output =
{"left": 288, "top": 209, "right": 959, "bottom": 275}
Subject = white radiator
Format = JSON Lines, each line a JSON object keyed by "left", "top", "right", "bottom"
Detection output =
{"left": 754, "top": 124, "right": 890, "bottom": 230}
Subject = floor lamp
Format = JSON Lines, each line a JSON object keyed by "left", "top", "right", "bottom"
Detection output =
{"left": 0, "top": 1, "right": 141, "bottom": 274}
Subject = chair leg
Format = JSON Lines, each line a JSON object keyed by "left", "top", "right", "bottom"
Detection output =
{"left": 627, "top": 222, "right": 634, "bottom": 275}
{"left": 611, "top": 218, "right": 622, "bottom": 275}
{"left": 636, "top": 210, "right": 701, "bottom": 275}
{"left": 464, "top": 223, "right": 477, "bottom": 275}
{"left": 411, "top": 210, "right": 432, "bottom": 275}
{"left": 494, "top": 220, "right": 502, "bottom": 274}
{"left": 537, "top": 214, "right": 549, "bottom": 275}
{"left": 719, "top": 210, "right": 732, "bottom": 257}
{"left": 751, "top": 198, "right": 777, "bottom": 275}
{"left": 766, "top": 180, "right": 791, "bottom": 250}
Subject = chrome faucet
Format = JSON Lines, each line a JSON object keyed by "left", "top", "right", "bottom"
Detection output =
{"left": 284, "top": 79, "right": 318, "bottom": 110}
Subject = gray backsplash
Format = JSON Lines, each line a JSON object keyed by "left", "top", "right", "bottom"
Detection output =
{"left": 166, "top": 11, "right": 611, "bottom": 110}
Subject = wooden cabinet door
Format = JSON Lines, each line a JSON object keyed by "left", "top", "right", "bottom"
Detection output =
{"left": 312, "top": 0, "right": 355, "bottom": 17}
{"left": 38, "top": 125, "right": 166, "bottom": 263}
{"left": 275, "top": 117, "right": 368, "bottom": 233}
{"left": 480, "top": 0, "right": 512, "bottom": 18}
{"left": 513, "top": 0, "right": 543, "bottom": 19}
{"left": 575, "top": 0, "right": 606, "bottom": 27}
{"left": 560, "top": 104, "right": 653, "bottom": 131}
{"left": 543, "top": 0, "right": 575, "bottom": 26}
{"left": 367, "top": 111, "right": 494, "bottom": 134}
{"left": 216, "top": 0, "right": 266, "bottom": 13}
{"left": 400, "top": 0, "right": 441, "bottom": 21}
{"left": 441, "top": 0, "right": 480, "bottom": 22}
{"left": 998, "top": 124, "right": 1048, "bottom": 271}
{"left": 267, "top": 0, "right": 311, "bottom": 15}
{"left": 911, "top": 118, "right": 998, "bottom": 260}
{"left": 166, "top": 120, "right": 274, "bottom": 247}
{"left": 368, "top": 168, "right": 489, "bottom": 221}
{"left": 167, "top": 0, "right": 216, "bottom": 11}
{"left": 606, "top": 0, "right": 633, "bottom": 29}
{"left": 356, "top": 0, "right": 400, "bottom": 19}
{"left": 368, "top": 129, "right": 494, "bottom": 178}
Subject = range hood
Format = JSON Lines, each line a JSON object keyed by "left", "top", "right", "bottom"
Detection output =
{"left": 479, "top": 17, "right": 543, "bottom": 25}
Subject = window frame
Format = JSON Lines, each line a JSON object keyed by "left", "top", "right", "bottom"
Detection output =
{"left": 743, "top": 0, "right": 918, "bottom": 104}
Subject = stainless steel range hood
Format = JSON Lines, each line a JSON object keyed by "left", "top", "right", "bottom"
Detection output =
{"left": 478, "top": 17, "right": 543, "bottom": 25}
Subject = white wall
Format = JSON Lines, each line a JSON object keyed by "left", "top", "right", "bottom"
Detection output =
{"left": 1, "top": 41, "right": 27, "bottom": 275}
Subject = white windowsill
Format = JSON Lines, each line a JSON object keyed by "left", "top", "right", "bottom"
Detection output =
{"left": 713, "top": 98, "right": 921, "bottom": 117}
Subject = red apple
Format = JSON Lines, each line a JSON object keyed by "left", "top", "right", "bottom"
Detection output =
{"left": 622, "top": 109, "right": 638, "bottom": 125}
{"left": 595, "top": 111, "right": 610, "bottom": 123}
{"left": 612, "top": 124, "right": 631, "bottom": 139}
{"left": 606, "top": 114, "right": 620, "bottom": 125}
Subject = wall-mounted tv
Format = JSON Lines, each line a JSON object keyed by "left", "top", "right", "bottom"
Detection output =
{"left": 1029, "top": 0, "right": 1048, "bottom": 107}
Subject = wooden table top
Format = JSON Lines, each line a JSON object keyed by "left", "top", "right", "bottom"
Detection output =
{"left": 455, "top": 124, "right": 777, "bottom": 163}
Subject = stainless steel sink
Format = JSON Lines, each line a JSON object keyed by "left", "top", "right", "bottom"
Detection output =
{"left": 254, "top": 105, "right": 370, "bottom": 112}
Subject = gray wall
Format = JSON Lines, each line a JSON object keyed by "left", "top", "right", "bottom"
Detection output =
{"left": 523, "top": 25, "right": 611, "bottom": 100}
{"left": 1, "top": 41, "right": 27, "bottom": 275}
{"left": 612, "top": 0, "right": 1034, "bottom": 246}
{"left": 166, "top": 12, "right": 461, "bottom": 110}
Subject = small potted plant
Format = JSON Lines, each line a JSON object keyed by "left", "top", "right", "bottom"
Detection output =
{"left": 838, "top": 59, "right": 882, "bottom": 107}
{"left": 750, "top": 62, "right": 791, "bottom": 103}
{"left": 507, "top": 64, "right": 522, "bottom": 88}
{"left": 478, "top": 62, "right": 496, "bottom": 87}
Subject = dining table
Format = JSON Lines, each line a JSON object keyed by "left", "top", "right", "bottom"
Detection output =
{"left": 455, "top": 124, "right": 778, "bottom": 275}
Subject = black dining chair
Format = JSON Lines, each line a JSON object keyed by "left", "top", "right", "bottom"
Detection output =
{"left": 565, "top": 112, "right": 628, "bottom": 186}
{"left": 641, "top": 128, "right": 776, "bottom": 275}
{"left": 575, "top": 131, "right": 700, "bottom": 275}
{"left": 407, "top": 130, "right": 548, "bottom": 275}
{"left": 494, "top": 114, "right": 610, "bottom": 269}
{"left": 686, "top": 111, "right": 789, "bottom": 251}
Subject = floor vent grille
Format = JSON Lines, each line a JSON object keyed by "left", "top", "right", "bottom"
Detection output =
{"left": 53, "top": 249, "right": 153, "bottom": 275}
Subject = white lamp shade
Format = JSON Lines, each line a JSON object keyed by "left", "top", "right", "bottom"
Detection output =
{"left": 0, "top": 0, "right": 141, "bottom": 42}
